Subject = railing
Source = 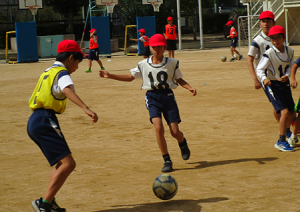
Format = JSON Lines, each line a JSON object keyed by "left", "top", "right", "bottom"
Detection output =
{"left": 249, "top": 0, "right": 299, "bottom": 39}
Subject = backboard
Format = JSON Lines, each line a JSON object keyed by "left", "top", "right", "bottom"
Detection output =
{"left": 142, "top": 0, "right": 163, "bottom": 4}
{"left": 96, "top": 0, "right": 118, "bottom": 5}
{"left": 19, "top": 0, "right": 43, "bottom": 9}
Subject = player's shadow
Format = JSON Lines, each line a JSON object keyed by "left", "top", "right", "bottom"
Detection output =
{"left": 94, "top": 197, "right": 228, "bottom": 212}
{"left": 175, "top": 157, "right": 278, "bottom": 171}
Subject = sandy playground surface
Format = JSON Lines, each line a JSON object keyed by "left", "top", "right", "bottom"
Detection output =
{"left": 1, "top": 46, "right": 300, "bottom": 212}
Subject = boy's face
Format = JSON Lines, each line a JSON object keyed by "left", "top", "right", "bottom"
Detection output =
{"left": 150, "top": 45, "right": 165, "bottom": 57}
{"left": 270, "top": 34, "right": 285, "bottom": 50}
{"left": 67, "top": 55, "right": 80, "bottom": 74}
{"left": 259, "top": 19, "right": 275, "bottom": 35}
{"left": 167, "top": 20, "right": 173, "bottom": 25}
{"left": 139, "top": 32, "right": 143, "bottom": 36}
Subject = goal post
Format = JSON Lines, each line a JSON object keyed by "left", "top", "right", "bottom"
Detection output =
{"left": 237, "top": 15, "right": 260, "bottom": 53}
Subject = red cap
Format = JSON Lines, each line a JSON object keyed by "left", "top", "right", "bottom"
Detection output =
{"left": 268, "top": 25, "right": 286, "bottom": 37}
{"left": 57, "top": 40, "right": 84, "bottom": 55}
{"left": 138, "top": 29, "right": 146, "bottom": 34}
{"left": 149, "top": 34, "right": 166, "bottom": 47}
{"left": 259, "top": 11, "right": 274, "bottom": 20}
{"left": 226, "top": 20, "right": 234, "bottom": 26}
{"left": 167, "top": 17, "right": 173, "bottom": 21}
{"left": 89, "top": 28, "right": 96, "bottom": 33}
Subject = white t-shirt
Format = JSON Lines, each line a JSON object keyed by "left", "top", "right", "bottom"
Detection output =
{"left": 130, "top": 56, "right": 183, "bottom": 90}
{"left": 130, "top": 56, "right": 183, "bottom": 79}
{"left": 47, "top": 61, "right": 75, "bottom": 99}
{"left": 256, "top": 45, "right": 294, "bottom": 82}
{"left": 248, "top": 32, "right": 272, "bottom": 67}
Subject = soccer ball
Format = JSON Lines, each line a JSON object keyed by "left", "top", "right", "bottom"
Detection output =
{"left": 234, "top": 54, "right": 239, "bottom": 60}
{"left": 152, "top": 174, "right": 178, "bottom": 200}
{"left": 221, "top": 55, "right": 227, "bottom": 62}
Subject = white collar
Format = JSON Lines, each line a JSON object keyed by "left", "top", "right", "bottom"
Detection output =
{"left": 53, "top": 61, "right": 66, "bottom": 68}
{"left": 272, "top": 45, "right": 286, "bottom": 53}
{"left": 149, "top": 56, "right": 166, "bottom": 64}
{"left": 260, "top": 31, "right": 270, "bottom": 41}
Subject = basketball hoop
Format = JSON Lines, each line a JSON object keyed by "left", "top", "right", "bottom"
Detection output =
{"left": 105, "top": 2, "right": 116, "bottom": 14}
{"left": 151, "top": 2, "right": 161, "bottom": 12}
{"left": 28, "top": 5, "right": 39, "bottom": 15}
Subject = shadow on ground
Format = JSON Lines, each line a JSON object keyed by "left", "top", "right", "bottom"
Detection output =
{"left": 175, "top": 157, "right": 279, "bottom": 171}
{"left": 94, "top": 197, "right": 228, "bottom": 212}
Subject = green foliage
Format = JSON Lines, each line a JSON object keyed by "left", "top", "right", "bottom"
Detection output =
{"left": 44, "top": 0, "right": 89, "bottom": 17}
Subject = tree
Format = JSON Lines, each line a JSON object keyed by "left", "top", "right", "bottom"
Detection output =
{"left": 180, "top": 0, "right": 215, "bottom": 40}
{"left": 44, "top": 0, "right": 89, "bottom": 33}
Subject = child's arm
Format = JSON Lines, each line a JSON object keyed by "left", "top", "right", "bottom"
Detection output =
{"left": 247, "top": 55, "right": 262, "bottom": 89}
{"left": 256, "top": 57, "right": 271, "bottom": 86}
{"left": 62, "top": 86, "right": 98, "bottom": 123}
{"left": 177, "top": 78, "right": 197, "bottom": 96}
{"left": 99, "top": 70, "right": 135, "bottom": 82}
{"left": 290, "top": 63, "right": 299, "bottom": 89}
{"left": 130, "top": 38, "right": 140, "bottom": 42}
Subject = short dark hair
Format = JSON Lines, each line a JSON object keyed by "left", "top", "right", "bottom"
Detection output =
{"left": 56, "top": 52, "right": 83, "bottom": 62}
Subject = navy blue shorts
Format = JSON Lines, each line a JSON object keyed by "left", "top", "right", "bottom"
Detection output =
{"left": 166, "top": 40, "right": 177, "bottom": 50}
{"left": 88, "top": 48, "right": 99, "bottom": 61}
{"left": 231, "top": 37, "right": 238, "bottom": 47}
{"left": 264, "top": 80, "right": 295, "bottom": 113}
{"left": 27, "top": 109, "right": 71, "bottom": 166}
{"left": 145, "top": 89, "right": 181, "bottom": 125}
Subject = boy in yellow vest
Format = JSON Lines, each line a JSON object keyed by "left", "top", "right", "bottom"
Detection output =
{"left": 28, "top": 40, "right": 98, "bottom": 212}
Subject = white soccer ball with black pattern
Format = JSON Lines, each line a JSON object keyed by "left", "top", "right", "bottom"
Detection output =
{"left": 152, "top": 174, "right": 178, "bottom": 200}
{"left": 221, "top": 55, "right": 227, "bottom": 62}
{"left": 234, "top": 54, "right": 239, "bottom": 60}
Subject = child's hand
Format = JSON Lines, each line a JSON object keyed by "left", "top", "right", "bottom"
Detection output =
{"left": 99, "top": 70, "right": 110, "bottom": 78}
{"left": 263, "top": 79, "right": 271, "bottom": 86}
{"left": 189, "top": 87, "right": 197, "bottom": 96}
{"left": 278, "top": 75, "right": 288, "bottom": 83}
{"left": 291, "top": 79, "right": 298, "bottom": 89}
{"left": 84, "top": 108, "right": 98, "bottom": 124}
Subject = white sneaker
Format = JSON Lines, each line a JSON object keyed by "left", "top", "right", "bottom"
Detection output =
{"left": 288, "top": 136, "right": 298, "bottom": 148}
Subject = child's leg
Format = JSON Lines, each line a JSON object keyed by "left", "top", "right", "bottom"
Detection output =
{"left": 169, "top": 122, "right": 190, "bottom": 160}
{"left": 230, "top": 46, "right": 234, "bottom": 56}
{"left": 168, "top": 122, "right": 184, "bottom": 142}
{"left": 171, "top": 50, "right": 174, "bottom": 58}
{"left": 96, "top": 59, "right": 104, "bottom": 69}
{"left": 279, "top": 108, "right": 290, "bottom": 136}
{"left": 88, "top": 59, "right": 92, "bottom": 69}
{"left": 168, "top": 50, "right": 171, "bottom": 58}
{"left": 292, "top": 113, "right": 300, "bottom": 135}
{"left": 42, "top": 154, "right": 76, "bottom": 203}
{"left": 273, "top": 109, "right": 281, "bottom": 122}
{"left": 152, "top": 117, "right": 173, "bottom": 172}
{"left": 152, "top": 117, "right": 168, "bottom": 155}
{"left": 233, "top": 48, "right": 240, "bottom": 55}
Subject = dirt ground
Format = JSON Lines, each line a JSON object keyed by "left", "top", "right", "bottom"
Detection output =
{"left": 1, "top": 46, "right": 300, "bottom": 212}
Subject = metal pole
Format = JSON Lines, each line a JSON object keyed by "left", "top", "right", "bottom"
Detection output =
{"left": 243, "top": 3, "right": 250, "bottom": 47}
{"left": 176, "top": 0, "right": 182, "bottom": 50}
{"left": 285, "top": 8, "right": 289, "bottom": 45}
{"left": 198, "top": 0, "right": 203, "bottom": 49}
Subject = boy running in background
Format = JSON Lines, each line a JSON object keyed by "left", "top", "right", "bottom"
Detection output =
{"left": 28, "top": 40, "right": 98, "bottom": 212}
{"left": 85, "top": 28, "right": 105, "bottom": 73}
{"left": 130, "top": 28, "right": 151, "bottom": 58}
{"left": 226, "top": 20, "right": 242, "bottom": 61}
{"left": 287, "top": 56, "right": 300, "bottom": 147}
{"left": 99, "top": 34, "right": 196, "bottom": 172}
{"left": 163, "top": 17, "right": 178, "bottom": 58}
{"left": 256, "top": 25, "right": 295, "bottom": 152}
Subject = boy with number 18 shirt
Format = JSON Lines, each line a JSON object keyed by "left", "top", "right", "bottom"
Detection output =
{"left": 99, "top": 34, "right": 196, "bottom": 172}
